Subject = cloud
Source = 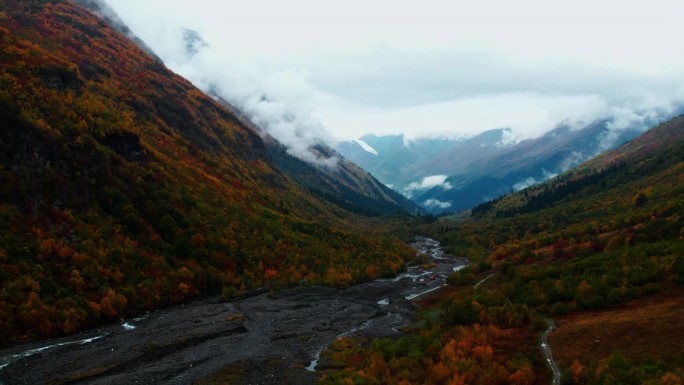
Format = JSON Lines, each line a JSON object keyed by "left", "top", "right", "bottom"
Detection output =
{"left": 423, "top": 199, "right": 452, "bottom": 210}
{"left": 404, "top": 175, "right": 452, "bottom": 197}
{"left": 103, "top": 0, "right": 684, "bottom": 154}
{"left": 559, "top": 151, "right": 585, "bottom": 172}
{"left": 513, "top": 169, "right": 558, "bottom": 192}
{"left": 513, "top": 177, "right": 538, "bottom": 192}
{"left": 103, "top": 1, "right": 338, "bottom": 166}
{"left": 598, "top": 102, "right": 680, "bottom": 152}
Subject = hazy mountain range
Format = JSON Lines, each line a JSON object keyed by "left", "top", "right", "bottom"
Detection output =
{"left": 336, "top": 116, "right": 682, "bottom": 212}
{"left": 78, "top": 0, "right": 680, "bottom": 216}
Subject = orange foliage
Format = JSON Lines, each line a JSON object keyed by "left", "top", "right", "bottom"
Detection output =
{"left": 264, "top": 269, "right": 278, "bottom": 279}
{"left": 570, "top": 359, "right": 584, "bottom": 383}
{"left": 0, "top": 0, "right": 414, "bottom": 346}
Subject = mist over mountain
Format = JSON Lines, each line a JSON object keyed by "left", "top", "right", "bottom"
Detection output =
{"left": 0, "top": 0, "right": 415, "bottom": 345}
{"left": 76, "top": 1, "right": 419, "bottom": 217}
{"left": 73, "top": 0, "right": 161, "bottom": 60}
{"left": 67, "top": 1, "right": 684, "bottom": 216}
{"left": 336, "top": 115, "right": 680, "bottom": 212}
{"left": 101, "top": 0, "right": 684, "bottom": 172}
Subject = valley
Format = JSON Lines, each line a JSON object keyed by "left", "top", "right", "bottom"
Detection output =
{"left": 0, "top": 239, "right": 465, "bottom": 385}
{"left": 1, "top": 1, "right": 683, "bottom": 384}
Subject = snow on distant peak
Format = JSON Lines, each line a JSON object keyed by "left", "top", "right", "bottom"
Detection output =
{"left": 353, "top": 139, "right": 378, "bottom": 156}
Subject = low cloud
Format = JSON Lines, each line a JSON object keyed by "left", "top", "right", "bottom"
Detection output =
{"left": 513, "top": 169, "right": 558, "bottom": 191}
{"left": 423, "top": 199, "right": 452, "bottom": 209}
{"left": 103, "top": 0, "right": 684, "bottom": 162}
{"left": 559, "top": 151, "right": 586, "bottom": 172}
{"left": 598, "top": 103, "right": 679, "bottom": 152}
{"left": 403, "top": 175, "right": 452, "bottom": 197}
{"left": 513, "top": 177, "right": 538, "bottom": 192}
{"left": 102, "top": 3, "right": 337, "bottom": 166}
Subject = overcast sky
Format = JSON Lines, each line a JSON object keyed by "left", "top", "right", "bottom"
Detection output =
{"left": 104, "top": 0, "right": 684, "bottom": 157}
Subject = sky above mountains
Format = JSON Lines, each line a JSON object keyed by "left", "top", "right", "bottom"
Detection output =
{"left": 105, "top": 0, "right": 684, "bottom": 157}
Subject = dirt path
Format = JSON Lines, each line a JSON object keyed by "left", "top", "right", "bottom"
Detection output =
{"left": 474, "top": 273, "right": 494, "bottom": 289}
{"left": 541, "top": 318, "right": 561, "bottom": 385}
{"left": 0, "top": 238, "right": 465, "bottom": 385}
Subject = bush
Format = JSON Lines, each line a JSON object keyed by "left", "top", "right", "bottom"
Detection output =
{"left": 221, "top": 286, "right": 238, "bottom": 302}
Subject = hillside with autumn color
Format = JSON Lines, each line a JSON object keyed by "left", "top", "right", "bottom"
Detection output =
{"left": 0, "top": 0, "right": 415, "bottom": 345}
{"left": 318, "top": 117, "right": 684, "bottom": 384}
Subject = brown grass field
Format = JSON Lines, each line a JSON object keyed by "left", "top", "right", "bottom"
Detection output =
{"left": 549, "top": 287, "right": 684, "bottom": 368}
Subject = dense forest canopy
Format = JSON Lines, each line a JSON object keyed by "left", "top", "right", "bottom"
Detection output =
{"left": 0, "top": 0, "right": 413, "bottom": 345}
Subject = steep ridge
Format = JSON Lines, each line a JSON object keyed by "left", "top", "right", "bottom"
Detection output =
{"left": 473, "top": 114, "right": 684, "bottom": 218}
{"left": 77, "top": 3, "right": 420, "bottom": 218}
{"left": 0, "top": 0, "right": 413, "bottom": 346}
{"left": 212, "top": 98, "right": 421, "bottom": 216}
{"left": 72, "top": 0, "right": 161, "bottom": 60}
{"left": 264, "top": 138, "right": 422, "bottom": 216}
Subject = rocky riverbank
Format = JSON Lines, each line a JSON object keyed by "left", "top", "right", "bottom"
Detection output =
{"left": 0, "top": 238, "right": 466, "bottom": 385}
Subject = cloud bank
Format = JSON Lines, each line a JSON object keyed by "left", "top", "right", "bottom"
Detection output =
{"left": 103, "top": 1, "right": 338, "bottom": 165}
{"left": 103, "top": 0, "right": 684, "bottom": 161}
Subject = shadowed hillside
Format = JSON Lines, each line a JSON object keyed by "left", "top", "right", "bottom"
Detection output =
{"left": 0, "top": 0, "right": 413, "bottom": 345}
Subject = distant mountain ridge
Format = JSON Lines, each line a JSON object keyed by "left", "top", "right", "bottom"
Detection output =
{"left": 337, "top": 119, "right": 663, "bottom": 213}
{"left": 472, "top": 113, "right": 684, "bottom": 219}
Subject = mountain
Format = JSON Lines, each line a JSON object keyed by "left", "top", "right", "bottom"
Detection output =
{"left": 110, "top": 20, "right": 422, "bottom": 217}
{"left": 264, "top": 138, "right": 422, "bottom": 216}
{"left": 0, "top": 0, "right": 413, "bottom": 345}
{"left": 336, "top": 134, "right": 468, "bottom": 191}
{"left": 72, "top": 0, "right": 161, "bottom": 60}
{"left": 209, "top": 97, "right": 422, "bottom": 216}
{"left": 472, "top": 114, "right": 684, "bottom": 219}
{"left": 321, "top": 115, "right": 684, "bottom": 385}
{"left": 417, "top": 120, "right": 646, "bottom": 212}
{"left": 338, "top": 121, "right": 649, "bottom": 213}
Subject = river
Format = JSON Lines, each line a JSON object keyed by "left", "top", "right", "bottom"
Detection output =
{"left": 0, "top": 237, "right": 467, "bottom": 385}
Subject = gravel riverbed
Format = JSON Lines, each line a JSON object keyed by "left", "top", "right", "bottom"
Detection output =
{"left": 0, "top": 238, "right": 466, "bottom": 385}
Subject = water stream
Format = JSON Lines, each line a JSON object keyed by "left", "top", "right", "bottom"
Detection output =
{"left": 305, "top": 236, "right": 464, "bottom": 372}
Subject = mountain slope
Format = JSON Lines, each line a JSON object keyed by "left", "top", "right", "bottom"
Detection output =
{"left": 320, "top": 113, "right": 684, "bottom": 385}
{"left": 338, "top": 121, "right": 651, "bottom": 213}
{"left": 0, "top": 0, "right": 412, "bottom": 345}
{"left": 417, "top": 120, "right": 643, "bottom": 211}
{"left": 472, "top": 114, "right": 684, "bottom": 219}
{"left": 264, "top": 138, "right": 422, "bottom": 216}
{"left": 208, "top": 96, "right": 421, "bottom": 216}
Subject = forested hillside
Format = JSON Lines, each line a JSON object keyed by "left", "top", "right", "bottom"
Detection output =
{"left": 320, "top": 116, "right": 684, "bottom": 384}
{"left": 0, "top": 0, "right": 413, "bottom": 345}
{"left": 265, "top": 138, "right": 420, "bottom": 216}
